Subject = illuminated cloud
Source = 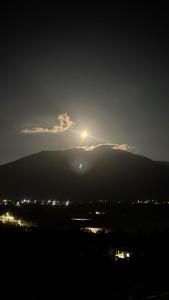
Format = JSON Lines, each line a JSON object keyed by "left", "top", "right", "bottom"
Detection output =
{"left": 21, "top": 113, "right": 75, "bottom": 134}
{"left": 76, "top": 143, "right": 132, "bottom": 151}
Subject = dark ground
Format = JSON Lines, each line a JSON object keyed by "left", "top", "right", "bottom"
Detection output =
{"left": 0, "top": 203, "right": 169, "bottom": 299}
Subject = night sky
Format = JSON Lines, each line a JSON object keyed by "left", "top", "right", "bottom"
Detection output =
{"left": 0, "top": 2, "right": 169, "bottom": 163}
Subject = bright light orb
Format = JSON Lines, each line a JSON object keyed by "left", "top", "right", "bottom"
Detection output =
{"left": 81, "top": 131, "right": 88, "bottom": 139}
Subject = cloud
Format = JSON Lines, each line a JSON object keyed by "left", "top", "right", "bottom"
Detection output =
{"left": 75, "top": 143, "right": 132, "bottom": 151}
{"left": 21, "top": 113, "right": 75, "bottom": 134}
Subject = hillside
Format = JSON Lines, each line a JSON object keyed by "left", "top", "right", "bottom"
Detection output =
{"left": 0, "top": 146, "right": 168, "bottom": 201}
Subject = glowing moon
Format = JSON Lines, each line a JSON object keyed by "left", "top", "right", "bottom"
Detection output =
{"left": 81, "top": 131, "right": 88, "bottom": 139}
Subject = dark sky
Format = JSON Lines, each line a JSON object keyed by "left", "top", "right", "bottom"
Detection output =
{"left": 0, "top": 2, "right": 169, "bottom": 163}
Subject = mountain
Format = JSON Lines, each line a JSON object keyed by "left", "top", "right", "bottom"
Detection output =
{"left": 0, "top": 146, "right": 169, "bottom": 202}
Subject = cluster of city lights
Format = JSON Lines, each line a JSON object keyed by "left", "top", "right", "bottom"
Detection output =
{"left": 114, "top": 250, "right": 131, "bottom": 260}
{"left": 0, "top": 199, "right": 70, "bottom": 207}
{"left": 0, "top": 212, "right": 30, "bottom": 227}
{"left": 0, "top": 198, "right": 169, "bottom": 207}
{"left": 95, "top": 211, "right": 105, "bottom": 215}
{"left": 81, "top": 227, "right": 111, "bottom": 234}
{"left": 133, "top": 199, "right": 165, "bottom": 205}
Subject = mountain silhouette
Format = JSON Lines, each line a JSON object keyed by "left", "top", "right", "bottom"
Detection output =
{"left": 0, "top": 146, "right": 168, "bottom": 202}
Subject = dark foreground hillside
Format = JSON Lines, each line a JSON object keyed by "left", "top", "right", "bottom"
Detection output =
{"left": 0, "top": 204, "right": 169, "bottom": 300}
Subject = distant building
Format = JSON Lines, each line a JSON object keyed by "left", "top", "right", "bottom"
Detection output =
{"left": 81, "top": 227, "right": 110, "bottom": 234}
{"left": 115, "top": 250, "right": 131, "bottom": 260}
